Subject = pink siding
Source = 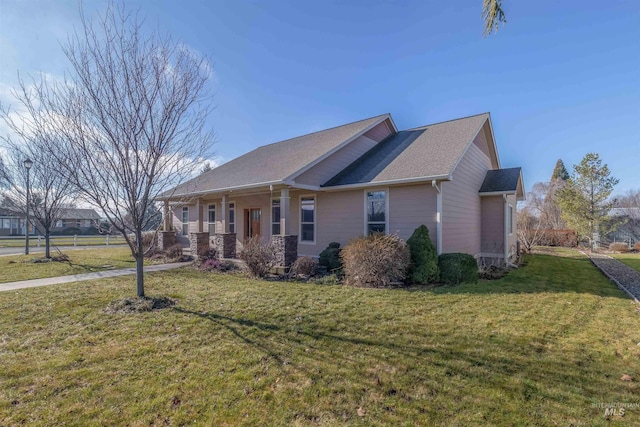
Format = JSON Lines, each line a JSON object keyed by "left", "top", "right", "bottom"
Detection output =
{"left": 295, "top": 134, "right": 378, "bottom": 186}
{"left": 473, "top": 122, "right": 491, "bottom": 158}
{"left": 481, "top": 196, "right": 504, "bottom": 254}
{"left": 441, "top": 139, "right": 492, "bottom": 256}
{"left": 389, "top": 184, "right": 438, "bottom": 245}
{"left": 363, "top": 118, "right": 393, "bottom": 142}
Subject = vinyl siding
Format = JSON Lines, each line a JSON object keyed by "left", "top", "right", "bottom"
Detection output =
{"left": 506, "top": 194, "right": 518, "bottom": 260}
{"left": 481, "top": 196, "right": 504, "bottom": 254}
{"left": 441, "top": 139, "right": 492, "bottom": 255}
{"left": 389, "top": 184, "right": 438, "bottom": 245}
{"left": 294, "top": 134, "right": 379, "bottom": 186}
{"left": 363, "top": 118, "right": 394, "bottom": 142}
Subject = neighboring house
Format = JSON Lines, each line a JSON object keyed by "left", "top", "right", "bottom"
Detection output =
{"left": 159, "top": 113, "right": 525, "bottom": 266}
{"left": 52, "top": 208, "right": 102, "bottom": 234}
{"left": 0, "top": 207, "right": 26, "bottom": 236}
{"left": 608, "top": 207, "right": 640, "bottom": 247}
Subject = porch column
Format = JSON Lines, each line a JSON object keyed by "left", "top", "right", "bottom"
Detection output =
{"left": 220, "top": 194, "right": 228, "bottom": 233}
{"left": 280, "top": 188, "right": 291, "bottom": 235}
{"left": 163, "top": 200, "right": 171, "bottom": 231}
{"left": 196, "top": 198, "right": 203, "bottom": 233}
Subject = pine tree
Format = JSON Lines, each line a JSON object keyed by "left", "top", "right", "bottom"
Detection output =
{"left": 556, "top": 153, "right": 619, "bottom": 248}
{"left": 551, "top": 159, "right": 570, "bottom": 181}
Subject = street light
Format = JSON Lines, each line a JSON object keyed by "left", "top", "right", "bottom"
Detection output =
{"left": 23, "top": 158, "right": 33, "bottom": 255}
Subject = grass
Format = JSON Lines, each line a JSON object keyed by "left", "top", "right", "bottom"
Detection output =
{"left": 0, "top": 235, "right": 125, "bottom": 248}
{"left": 0, "top": 247, "right": 150, "bottom": 283}
{"left": 0, "top": 248, "right": 638, "bottom": 425}
{"left": 610, "top": 252, "right": 640, "bottom": 273}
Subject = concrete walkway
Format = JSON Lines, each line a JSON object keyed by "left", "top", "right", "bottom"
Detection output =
{"left": 585, "top": 252, "right": 640, "bottom": 303}
{"left": 0, "top": 262, "right": 192, "bottom": 292}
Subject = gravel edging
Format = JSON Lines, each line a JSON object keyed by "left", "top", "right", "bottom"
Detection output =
{"left": 580, "top": 251, "right": 640, "bottom": 303}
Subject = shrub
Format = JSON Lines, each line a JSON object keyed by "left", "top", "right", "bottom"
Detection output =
{"left": 538, "top": 229, "right": 578, "bottom": 247}
{"left": 634, "top": 242, "right": 640, "bottom": 251}
{"left": 406, "top": 225, "right": 438, "bottom": 284}
{"left": 609, "top": 242, "right": 630, "bottom": 253}
{"left": 291, "top": 256, "right": 319, "bottom": 278}
{"left": 199, "top": 247, "right": 218, "bottom": 260}
{"left": 319, "top": 242, "right": 342, "bottom": 272}
{"left": 165, "top": 244, "right": 183, "bottom": 259}
{"left": 239, "top": 235, "right": 276, "bottom": 278}
{"left": 438, "top": 253, "right": 478, "bottom": 285}
{"left": 341, "top": 234, "right": 410, "bottom": 288}
{"left": 311, "top": 274, "right": 341, "bottom": 285}
{"left": 62, "top": 227, "right": 82, "bottom": 235}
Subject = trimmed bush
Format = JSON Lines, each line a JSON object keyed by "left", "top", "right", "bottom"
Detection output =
{"left": 341, "top": 234, "right": 410, "bottom": 288}
{"left": 319, "top": 242, "right": 342, "bottom": 272}
{"left": 406, "top": 225, "right": 438, "bottom": 284}
{"left": 62, "top": 227, "right": 82, "bottom": 235}
{"left": 165, "top": 244, "right": 183, "bottom": 259}
{"left": 291, "top": 256, "right": 319, "bottom": 278}
{"left": 609, "top": 242, "right": 630, "bottom": 253}
{"left": 239, "top": 235, "right": 276, "bottom": 278}
{"left": 438, "top": 253, "right": 478, "bottom": 285}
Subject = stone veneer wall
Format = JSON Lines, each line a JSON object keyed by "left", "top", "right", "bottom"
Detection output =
{"left": 271, "top": 235, "right": 298, "bottom": 267}
{"left": 213, "top": 233, "right": 237, "bottom": 259}
{"left": 158, "top": 231, "right": 176, "bottom": 251}
{"left": 189, "top": 232, "right": 210, "bottom": 258}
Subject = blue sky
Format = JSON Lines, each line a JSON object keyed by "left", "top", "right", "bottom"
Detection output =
{"left": 1, "top": 0, "right": 638, "bottom": 194}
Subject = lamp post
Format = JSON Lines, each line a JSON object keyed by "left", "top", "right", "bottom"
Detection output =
{"left": 23, "top": 158, "right": 33, "bottom": 255}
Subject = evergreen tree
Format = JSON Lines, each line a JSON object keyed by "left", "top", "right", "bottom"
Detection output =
{"left": 551, "top": 159, "right": 570, "bottom": 181}
{"left": 556, "top": 153, "right": 619, "bottom": 248}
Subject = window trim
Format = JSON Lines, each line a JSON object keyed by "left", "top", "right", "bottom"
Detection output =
{"left": 271, "top": 196, "right": 281, "bottom": 236}
{"left": 299, "top": 194, "right": 316, "bottom": 245}
{"left": 181, "top": 206, "right": 189, "bottom": 235}
{"left": 208, "top": 203, "right": 216, "bottom": 235}
{"left": 228, "top": 201, "right": 236, "bottom": 234}
{"left": 363, "top": 188, "right": 389, "bottom": 236}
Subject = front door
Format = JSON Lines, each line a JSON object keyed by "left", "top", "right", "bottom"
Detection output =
{"left": 244, "top": 208, "right": 261, "bottom": 239}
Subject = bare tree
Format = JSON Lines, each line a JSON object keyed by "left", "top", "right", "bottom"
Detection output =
{"left": 25, "top": 3, "right": 213, "bottom": 297}
{"left": 0, "top": 96, "right": 77, "bottom": 258}
{"left": 482, "top": 0, "right": 507, "bottom": 36}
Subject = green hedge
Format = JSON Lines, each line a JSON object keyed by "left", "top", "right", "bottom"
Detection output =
{"left": 438, "top": 253, "right": 478, "bottom": 285}
{"left": 406, "top": 225, "right": 439, "bottom": 284}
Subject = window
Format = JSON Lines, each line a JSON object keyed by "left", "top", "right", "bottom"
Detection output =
{"left": 208, "top": 204, "right": 216, "bottom": 234}
{"left": 1, "top": 219, "right": 9, "bottom": 229}
{"left": 228, "top": 202, "right": 235, "bottom": 233}
{"left": 508, "top": 206, "right": 514, "bottom": 235}
{"left": 366, "top": 190, "right": 387, "bottom": 235}
{"left": 56, "top": 220, "right": 63, "bottom": 228}
{"left": 300, "top": 196, "right": 315, "bottom": 243}
{"left": 182, "top": 206, "right": 189, "bottom": 235}
{"left": 271, "top": 197, "right": 281, "bottom": 235}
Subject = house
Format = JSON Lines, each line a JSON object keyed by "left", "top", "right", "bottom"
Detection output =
{"left": 159, "top": 113, "right": 525, "bottom": 266}
{"left": 52, "top": 208, "right": 102, "bottom": 234}
{"left": 0, "top": 207, "right": 26, "bottom": 236}
{"left": 608, "top": 207, "right": 640, "bottom": 247}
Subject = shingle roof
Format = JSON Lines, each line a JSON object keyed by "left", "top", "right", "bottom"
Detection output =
{"left": 165, "top": 114, "right": 390, "bottom": 197}
{"left": 479, "top": 167, "right": 522, "bottom": 193}
{"left": 59, "top": 208, "right": 102, "bottom": 220}
{"left": 323, "top": 113, "right": 489, "bottom": 187}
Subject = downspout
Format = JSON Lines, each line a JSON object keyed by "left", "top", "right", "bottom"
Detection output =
{"left": 432, "top": 180, "right": 442, "bottom": 255}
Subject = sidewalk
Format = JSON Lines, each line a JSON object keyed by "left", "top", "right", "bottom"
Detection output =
{"left": 584, "top": 252, "right": 640, "bottom": 303}
{"left": 0, "top": 262, "right": 192, "bottom": 292}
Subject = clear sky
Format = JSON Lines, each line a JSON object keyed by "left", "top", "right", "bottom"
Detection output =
{"left": 1, "top": 0, "right": 638, "bottom": 194}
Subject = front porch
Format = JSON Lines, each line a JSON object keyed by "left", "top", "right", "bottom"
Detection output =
{"left": 159, "top": 188, "right": 299, "bottom": 267}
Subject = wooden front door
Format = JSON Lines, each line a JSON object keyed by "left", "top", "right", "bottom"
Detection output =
{"left": 244, "top": 208, "right": 261, "bottom": 239}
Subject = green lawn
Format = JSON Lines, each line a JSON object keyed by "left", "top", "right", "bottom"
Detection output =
{"left": 611, "top": 252, "right": 640, "bottom": 273}
{"left": 0, "top": 247, "right": 148, "bottom": 283}
{"left": 0, "top": 249, "right": 638, "bottom": 425}
{"left": 0, "top": 235, "right": 124, "bottom": 248}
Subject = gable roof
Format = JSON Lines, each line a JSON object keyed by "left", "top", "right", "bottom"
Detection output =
{"left": 59, "top": 208, "right": 102, "bottom": 220}
{"left": 323, "top": 113, "right": 490, "bottom": 188}
{"left": 479, "top": 167, "right": 525, "bottom": 200}
{"left": 164, "top": 114, "right": 392, "bottom": 198}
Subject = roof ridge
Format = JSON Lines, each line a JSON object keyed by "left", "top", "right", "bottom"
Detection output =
{"left": 405, "top": 112, "right": 489, "bottom": 131}
{"left": 256, "top": 113, "right": 390, "bottom": 149}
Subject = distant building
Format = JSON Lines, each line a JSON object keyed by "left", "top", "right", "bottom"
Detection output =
{"left": 608, "top": 207, "right": 640, "bottom": 247}
{"left": 0, "top": 207, "right": 102, "bottom": 236}
{"left": 0, "top": 207, "right": 27, "bottom": 236}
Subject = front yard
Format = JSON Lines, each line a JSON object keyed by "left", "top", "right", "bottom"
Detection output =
{"left": 611, "top": 252, "right": 640, "bottom": 273}
{"left": 0, "top": 249, "right": 638, "bottom": 425}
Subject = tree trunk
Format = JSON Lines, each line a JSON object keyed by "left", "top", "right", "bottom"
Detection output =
{"left": 136, "top": 234, "right": 145, "bottom": 298}
{"left": 45, "top": 232, "right": 50, "bottom": 259}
